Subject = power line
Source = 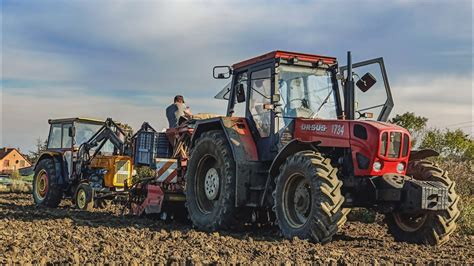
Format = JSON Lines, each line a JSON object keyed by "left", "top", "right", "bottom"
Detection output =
{"left": 457, "top": 125, "right": 473, "bottom": 129}
{"left": 445, "top": 123, "right": 474, "bottom": 130}
{"left": 443, "top": 120, "right": 474, "bottom": 127}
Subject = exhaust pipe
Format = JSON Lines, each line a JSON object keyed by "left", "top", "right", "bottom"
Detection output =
{"left": 344, "top": 51, "right": 355, "bottom": 120}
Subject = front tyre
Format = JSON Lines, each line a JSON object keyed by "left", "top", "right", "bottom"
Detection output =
{"left": 32, "top": 158, "right": 63, "bottom": 207}
{"left": 75, "top": 183, "right": 94, "bottom": 211}
{"left": 273, "top": 151, "right": 347, "bottom": 243}
{"left": 185, "top": 130, "right": 236, "bottom": 231}
{"left": 386, "top": 160, "right": 460, "bottom": 245}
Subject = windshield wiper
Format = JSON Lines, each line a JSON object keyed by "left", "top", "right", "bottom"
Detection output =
{"left": 311, "top": 90, "right": 333, "bottom": 118}
{"left": 250, "top": 86, "right": 271, "bottom": 99}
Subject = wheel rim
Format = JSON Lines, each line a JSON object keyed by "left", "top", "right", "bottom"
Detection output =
{"left": 195, "top": 155, "right": 219, "bottom": 214}
{"left": 35, "top": 170, "right": 49, "bottom": 200}
{"left": 76, "top": 188, "right": 87, "bottom": 209}
{"left": 282, "top": 173, "right": 312, "bottom": 229}
{"left": 393, "top": 212, "right": 428, "bottom": 232}
{"left": 204, "top": 167, "right": 220, "bottom": 200}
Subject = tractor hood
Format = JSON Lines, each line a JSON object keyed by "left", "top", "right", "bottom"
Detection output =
{"left": 293, "top": 119, "right": 409, "bottom": 144}
{"left": 357, "top": 120, "right": 407, "bottom": 132}
{"left": 293, "top": 118, "right": 411, "bottom": 176}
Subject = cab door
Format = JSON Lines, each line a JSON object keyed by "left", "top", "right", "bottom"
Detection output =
{"left": 47, "top": 122, "right": 73, "bottom": 178}
{"left": 61, "top": 123, "right": 73, "bottom": 178}
{"left": 225, "top": 64, "right": 278, "bottom": 161}
{"left": 340, "top": 58, "right": 394, "bottom": 122}
{"left": 226, "top": 70, "right": 248, "bottom": 118}
{"left": 247, "top": 66, "right": 277, "bottom": 161}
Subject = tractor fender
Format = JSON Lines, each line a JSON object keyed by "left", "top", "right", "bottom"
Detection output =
{"left": 34, "top": 151, "right": 67, "bottom": 185}
{"left": 269, "top": 139, "right": 320, "bottom": 178}
{"left": 191, "top": 117, "right": 260, "bottom": 207}
{"left": 409, "top": 149, "right": 439, "bottom": 161}
{"left": 190, "top": 117, "right": 225, "bottom": 147}
{"left": 260, "top": 139, "right": 320, "bottom": 206}
{"left": 191, "top": 117, "right": 258, "bottom": 161}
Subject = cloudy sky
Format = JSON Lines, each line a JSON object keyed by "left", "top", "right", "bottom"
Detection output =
{"left": 1, "top": 0, "right": 472, "bottom": 152}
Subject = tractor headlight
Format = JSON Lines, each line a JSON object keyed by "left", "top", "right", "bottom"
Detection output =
{"left": 373, "top": 161, "right": 383, "bottom": 172}
{"left": 396, "top": 162, "right": 405, "bottom": 173}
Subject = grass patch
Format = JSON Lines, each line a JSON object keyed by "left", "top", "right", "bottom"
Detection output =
{"left": 22, "top": 174, "right": 34, "bottom": 183}
{"left": 458, "top": 196, "right": 474, "bottom": 235}
{"left": 437, "top": 160, "right": 474, "bottom": 235}
{"left": 0, "top": 179, "right": 32, "bottom": 193}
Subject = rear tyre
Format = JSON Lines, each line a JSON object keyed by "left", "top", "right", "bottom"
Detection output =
{"left": 32, "top": 158, "right": 63, "bottom": 207}
{"left": 273, "top": 151, "right": 347, "bottom": 243}
{"left": 385, "top": 160, "right": 460, "bottom": 245}
{"left": 185, "top": 130, "right": 236, "bottom": 231}
{"left": 75, "top": 183, "right": 94, "bottom": 211}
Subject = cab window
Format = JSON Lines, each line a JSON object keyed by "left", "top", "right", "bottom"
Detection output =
{"left": 249, "top": 68, "right": 272, "bottom": 138}
{"left": 62, "top": 124, "right": 73, "bottom": 148}
{"left": 231, "top": 72, "right": 248, "bottom": 117}
{"left": 48, "top": 124, "right": 62, "bottom": 149}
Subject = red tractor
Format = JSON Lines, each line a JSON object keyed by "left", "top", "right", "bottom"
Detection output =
{"left": 171, "top": 50, "right": 458, "bottom": 245}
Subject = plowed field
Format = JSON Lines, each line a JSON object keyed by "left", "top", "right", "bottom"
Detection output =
{"left": 0, "top": 193, "right": 472, "bottom": 264}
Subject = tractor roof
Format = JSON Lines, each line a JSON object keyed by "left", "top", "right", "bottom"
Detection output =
{"left": 232, "top": 50, "right": 337, "bottom": 69}
{"left": 48, "top": 117, "right": 105, "bottom": 125}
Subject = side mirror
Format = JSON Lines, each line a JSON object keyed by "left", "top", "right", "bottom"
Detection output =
{"left": 356, "top": 72, "right": 377, "bottom": 92}
{"left": 68, "top": 126, "right": 76, "bottom": 137}
{"left": 236, "top": 83, "right": 246, "bottom": 103}
{"left": 213, "top": 66, "right": 232, "bottom": 79}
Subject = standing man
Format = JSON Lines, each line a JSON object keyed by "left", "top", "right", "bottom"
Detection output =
{"left": 166, "top": 95, "right": 192, "bottom": 128}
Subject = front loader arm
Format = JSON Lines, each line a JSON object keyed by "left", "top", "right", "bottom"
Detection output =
{"left": 75, "top": 118, "right": 130, "bottom": 178}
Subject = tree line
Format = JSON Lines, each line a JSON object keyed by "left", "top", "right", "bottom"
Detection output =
{"left": 390, "top": 112, "right": 473, "bottom": 161}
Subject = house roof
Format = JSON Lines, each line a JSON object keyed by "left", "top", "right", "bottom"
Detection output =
{"left": 0, "top": 148, "right": 30, "bottom": 164}
{"left": 0, "top": 148, "right": 14, "bottom": 160}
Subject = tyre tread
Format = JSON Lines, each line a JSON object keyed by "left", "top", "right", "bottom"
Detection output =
{"left": 386, "top": 159, "right": 460, "bottom": 246}
{"left": 32, "top": 158, "right": 63, "bottom": 208}
{"left": 273, "top": 151, "right": 347, "bottom": 243}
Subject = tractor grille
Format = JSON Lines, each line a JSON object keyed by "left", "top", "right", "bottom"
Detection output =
{"left": 380, "top": 132, "right": 410, "bottom": 158}
{"left": 115, "top": 174, "right": 128, "bottom": 184}
{"left": 115, "top": 160, "right": 130, "bottom": 185}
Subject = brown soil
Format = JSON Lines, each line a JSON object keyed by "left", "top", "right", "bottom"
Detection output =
{"left": 0, "top": 193, "right": 472, "bottom": 264}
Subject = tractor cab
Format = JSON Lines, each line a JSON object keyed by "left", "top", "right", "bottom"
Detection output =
{"left": 46, "top": 118, "right": 114, "bottom": 177}
{"left": 214, "top": 51, "right": 393, "bottom": 160}
{"left": 47, "top": 118, "right": 112, "bottom": 150}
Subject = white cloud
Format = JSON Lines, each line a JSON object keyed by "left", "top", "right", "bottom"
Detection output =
{"left": 391, "top": 75, "right": 473, "bottom": 133}
{"left": 1, "top": 85, "right": 227, "bottom": 151}
{"left": 2, "top": 48, "right": 81, "bottom": 81}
